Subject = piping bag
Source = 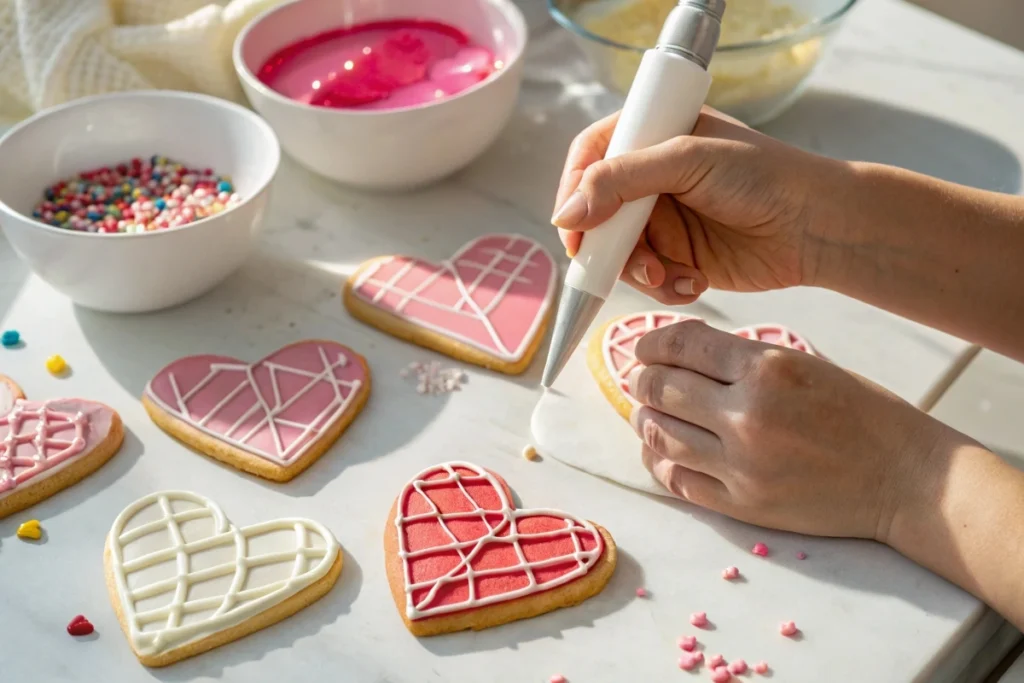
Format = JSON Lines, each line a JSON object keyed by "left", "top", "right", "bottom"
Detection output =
{"left": 531, "top": 1, "right": 725, "bottom": 494}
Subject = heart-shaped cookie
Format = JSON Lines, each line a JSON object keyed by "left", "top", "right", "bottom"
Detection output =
{"left": 0, "top": 374, "right": 24, "bottom": 416}
{"left": 143, "top": 340, "right": 370, "bottom": 482}
{"left": 105, "top": 491, "right": 342, "bottom": 667}
{"left": 588, "top": 311, "right": 702, "bottom": 421}
{"left": 385, "top": 462, "right": 616, "bottom": 636}
{"left": 0, "top": 398, "right": 123, "bottom": 519}
{"left": 344, "top": 234, "right": 557, "bottom": 374}
{"left": 731, "top": 323, "right": 820, "bottom": 356}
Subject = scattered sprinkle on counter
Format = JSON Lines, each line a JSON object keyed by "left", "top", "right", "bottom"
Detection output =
{"left": 32, "top": 156, "right": 241, "bottom": 234}
{"left": 752, "top": 541, "right": 769, "bottom": 557}
{"left": 66, "top": 615, "right": 94, "bottom": 636}
{"left": 722, "top": 565, "right": 740, "bottom": 580}
{"left": 635, "top": 587, "right": 648, "bottom": 598}
{"left": 16, "top": 519, "right": 42, "bottom": 540}
{"left": 45, "top": 354, "right": 67, "bottom": 375}
{"left": 1, "top": 329, "right": 19, "bottom": 347}
{"left": 690, "top": 611, "right": 708, "bottom": 628}
{"left": 522, "top": 444, "right": 539, "bottom": 461}
{"left": 678, "top": 635, "right": 697, "bottom": 651}
{"left": 779, "top": 620, "right": 799, "bottom": 637}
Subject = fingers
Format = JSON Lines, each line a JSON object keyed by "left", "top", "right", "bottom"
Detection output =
{"left": 553, "top": 113, "right": 620, "bottom": 256}
{"left": 625, "top": 258, "right": 708, "bottom": 305}
{"left": 622, "top": 237, "right": 667, "bottom": 290}
{"left": 635, "top": 320, "right": 753, "bottom": 383}
{"left": 641, "top": 446, "right": 727, "bottom": 509}
{"left": 552, "top": 134, "right": 715, "bottom": 232}
{"left": 628, "top": 363, "right": 726, "bottom": 430}
{"left": 631, "top": 405, "right": 722, "bottom": 475}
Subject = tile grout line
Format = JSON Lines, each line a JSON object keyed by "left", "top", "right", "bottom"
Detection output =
{"left": 918, "top": 344, "right": 983, "bottom": 413}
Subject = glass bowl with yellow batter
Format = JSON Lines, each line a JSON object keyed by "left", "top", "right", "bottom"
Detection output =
{"left": 549, "top": 0, "right": 858, "bottom": 126}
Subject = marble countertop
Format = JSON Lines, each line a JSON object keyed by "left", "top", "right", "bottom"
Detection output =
{"left": 2, "top": 0, "right": 1024, "bottom": 681}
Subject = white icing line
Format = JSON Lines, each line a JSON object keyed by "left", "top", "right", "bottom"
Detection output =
{"left": 0, "top": 401, "right": 88, "bottom": 495}
{"left": 352, "top": 234, "right": 557, "bottom": 363}
{"left": 395, "top": 462, "right": 604, "bottom": 620}
{"left": 601, "top": 312, "right": 700, "bottom": 406}
{"left": 107, "top": 491, "right": 339, "bottom": 657}
{"left": 144, "top": 345, "right": 363, "bottom": 466}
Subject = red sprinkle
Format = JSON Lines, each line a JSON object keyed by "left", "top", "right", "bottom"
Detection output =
{"left": 67, "top": 614, "right": 94, "bottom": 636}
{"left": 752, "top": 542, "right": 769, "bottom": 557}
{"left": 797, "top": 551, "right": 808, "bottom": 560}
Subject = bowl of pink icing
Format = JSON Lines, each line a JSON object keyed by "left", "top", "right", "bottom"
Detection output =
{"left": 234, "top": 0, "right": 527, "bottom": 190}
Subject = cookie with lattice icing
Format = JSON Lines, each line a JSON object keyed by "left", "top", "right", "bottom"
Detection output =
{"left": 588, "top": 311, "right": 703, "bottom": 421}
{"left": 385, "top": 462, "right": 616, "bottom": 636}
{"left": 104, "top": 491, "right": 343, "bottom": 667}
{"left": 344, "top": 234, "right": 557, "bottom": 375}
{"left": 0, "top": 398, "right": 123, "bottom": 519}
{"left": 142, "top": 340, "right": 371, "bottom": 482}
{"left": 0, "top": 374, "right": 24, "bottom": 416}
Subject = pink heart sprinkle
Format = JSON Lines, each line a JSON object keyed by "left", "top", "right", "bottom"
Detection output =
{"left": 752, "top": 542, "right": 769, "bottom": 557}
{"left": 780, "top": 620, "right": 799, "bottom": 637}
{"left": 754, "top": 661, "right": 770, "bottom": 674}
{"left": 708, "top": 654, "right": 725, "bottom": 669}
{"left": 690, "top": 611, "right": 708, "bottom": 628}
{"left": 722, "top": 566, "right": 739, "bottom": 580}
{"left": 678, "top": 653, "right": 700, "bottom": 671}
{"left": 729, "top": 659, "right": 748, "bottom": 675}
{"left": 678, "top": 635, "right": 698, "bottom": 651}
{"left": 711, "top": 666, "right": 732, "bottom": 682}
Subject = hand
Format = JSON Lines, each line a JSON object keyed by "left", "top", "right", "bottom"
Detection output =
{"left": 552, "top": 107, "right": 849, "bottom": 304}
{"left": 627, "top": 319, "right": 949, "bottom": 541}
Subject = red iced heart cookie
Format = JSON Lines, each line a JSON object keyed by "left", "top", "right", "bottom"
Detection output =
{"left": 588, "top": 311, "right": 703, "bottom": 420}
{"left": 731, "top": 323, "right": 820, "bottom": 356}
{"left": 345, "top": 234, "right": 557, "bottom": 374}
{"left": 385, "top": 462, "right": 617, "bottom": 636}
{"left": 1, "top": 398, "right": 123, "bottom": 519}
{"left": 143, "top": 340, "right": 370, "bottom": 482}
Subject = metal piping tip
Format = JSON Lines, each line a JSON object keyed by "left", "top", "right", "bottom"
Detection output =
{"left": 540, "top": 285, "right": 607, "bottom": 388}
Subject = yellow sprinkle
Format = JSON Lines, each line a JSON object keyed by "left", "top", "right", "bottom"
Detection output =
{"left": 211, "top": 202, "right": 224, "bottom": 213}
{"left": 45, "top": 354, "right": 67, "bottom": 375}
{"left": 54, "top": 210, "right": 69, "bottom": 221}
{"left": 132, "top": 188, "right": 144, "bottom": 198}
{"left": 17, "top": 519, "right": 42, "bottom": 540}
{"left": 522, "top": 445, "right": 539, "bottom": 461}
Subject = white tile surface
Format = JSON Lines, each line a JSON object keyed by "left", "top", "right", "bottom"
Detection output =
{"left": 2, "top": 1, "right": 1024, "bottom": 681}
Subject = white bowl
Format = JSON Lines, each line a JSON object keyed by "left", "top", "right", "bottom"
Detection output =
{"left": 233, "top": 0, "right": 527, "bottom": 190}
{"left": 0, "top": 91, "right": 280, "bottom": 313}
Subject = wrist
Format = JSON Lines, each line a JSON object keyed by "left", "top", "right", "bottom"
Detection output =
{"left": 798, "top": 157, "right": 870, "bottom": 290}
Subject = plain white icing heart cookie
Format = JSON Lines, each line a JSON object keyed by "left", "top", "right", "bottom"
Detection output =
{"left": 105, "top": 491, "right": 342, "bottom": 666}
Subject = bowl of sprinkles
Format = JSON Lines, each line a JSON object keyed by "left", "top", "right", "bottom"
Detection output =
{"left": 0, "top": 90, "right": 280, "bottom": 313}
{"left": 233, "top": 0, "right": 527, "bottom": 190}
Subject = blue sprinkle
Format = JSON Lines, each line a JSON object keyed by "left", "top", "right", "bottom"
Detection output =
{"left": 1, "top": 330, "right": 20, "bottom": 347}
{"left": 31, "top": 210, "right": 41, "bottom": 218}
{"left": 154, "top": 198, "right": 166, "bottom": 210}
{"left": 216, "top": 181, "right": 232, "bottom": 193}
{"left": 87, "top": 211, "right": 101, "bottom": 220}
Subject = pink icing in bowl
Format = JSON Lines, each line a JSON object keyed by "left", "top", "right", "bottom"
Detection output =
{"left": 258, "top": 19, "right": 500, "bottom": 112}
{"left": 233, "top": 0, "right": 527, "bottom": 189}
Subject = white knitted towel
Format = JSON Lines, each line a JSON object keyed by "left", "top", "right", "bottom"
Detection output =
{"left": 0, "top": 0, "right": 285, "bottom": 121}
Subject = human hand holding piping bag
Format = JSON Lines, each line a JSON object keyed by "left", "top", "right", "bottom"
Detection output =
{"left": 551, "top": 105, "right": 1024, "bottom": 630}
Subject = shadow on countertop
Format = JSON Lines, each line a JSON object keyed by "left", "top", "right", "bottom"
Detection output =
{"left": 760, "top": 89, "right": 1023, "bottom": 194}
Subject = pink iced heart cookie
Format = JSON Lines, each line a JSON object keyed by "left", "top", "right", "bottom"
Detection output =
{"left": 587, "top": 311, "right": 703, "bottom": 420}
{"left": 385, "top": 462, "right": 617, "bottom": 636}
{"left": 1, "top": 398, "right": 123, "bottom": 519}
{"left": 345, "top": 234, "right": 557, "bottom": 374}
{"left": 731, "top": 323, "right": 821, "bottom": 356}
{"left": 143, "top": 340, "right": 370, "bottom": 482}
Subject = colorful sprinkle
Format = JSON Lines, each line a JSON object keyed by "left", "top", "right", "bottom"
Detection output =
{"left": 678, "top": 635, "right": 698, "bottom": 651}
{"left": 522, "top": 445, "right": 539, "bottom": 461}
{"left": 66, "top": 614, "right": 94, "bottom": 636}
{"left": 780, "top": 620, "right": 799, "bottom": 637}
{"left": 728, "top": 659, "right": 748, "bottom": 675}
{"left": 45, "top": 354, "right": 67, "bottom": 375}
{"left": 679, "top": 653, "right": 701, "bottom": 671}
{"left": 708, "top": 654, "right": 725, "bottom": 669}
{"left": 752, "top": 542, "right": 769, "bottom": 557}
{"left": 550, "top": 676, "right": 567, "bottom": 683}
{"left": 710, "top": 666, "right": 732, "bottom": 682}
{"left": 797, "top": 551, "right": 807, "bottom": 560}
{"left": 31, "top": 156, "right": 242, "bottom": 234}
{"left": 722, "top": 566, "right": 739, "bottom": 580}
{"left": 635, "top": 587, "right": 648, "bottom": 598}
{"left": 1, "top": 330, "right": 19, "bottom": 347}
{"left": 754, "top": 661, "right": 770, "bottom": 674}
{"left": 16, "top": 519, "right": 42, "bottom": 540}
{"left": 690, "top": 611, "right": 708, "bottom": 628}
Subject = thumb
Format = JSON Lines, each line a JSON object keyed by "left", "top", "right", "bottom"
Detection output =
{"left": 551, "top": 135, "right": 715, "bottom": 232}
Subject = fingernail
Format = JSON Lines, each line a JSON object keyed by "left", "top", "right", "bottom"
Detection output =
{"left": 674, "top": 278, "right": 696, "bottom": 296}
{"left": 632, "top": 264, "right": 651, "bottom": 287}
{"left": 627, "top": 366, "right": 642, "bottom": 393}
{"left": 552, "top": 191, "right": 588, "bottom": 228}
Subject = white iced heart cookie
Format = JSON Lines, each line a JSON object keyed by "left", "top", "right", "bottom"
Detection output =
{"left": 104, "top": 491, "right": 342, "bottom": 667}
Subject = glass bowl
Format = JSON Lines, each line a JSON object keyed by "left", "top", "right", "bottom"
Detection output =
{"left": 549, "top": 0, "right": 859, "bottom": 126}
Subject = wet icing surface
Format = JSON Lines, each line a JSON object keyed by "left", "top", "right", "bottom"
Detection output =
{"left": 258, "top": 19, "right": 498, "bottom": 110}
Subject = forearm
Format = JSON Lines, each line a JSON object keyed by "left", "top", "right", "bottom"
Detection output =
{"left": 884, "top": 437, "right": 1024, "bottom": 631}
{"left": 809, "top": 161, "right": 1024, "bottom": 361}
